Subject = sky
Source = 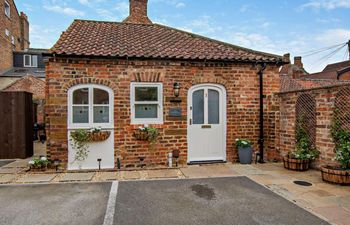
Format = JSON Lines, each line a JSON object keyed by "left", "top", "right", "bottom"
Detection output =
{"left": 16, "top": 0, "right": 350, "bottom": 73}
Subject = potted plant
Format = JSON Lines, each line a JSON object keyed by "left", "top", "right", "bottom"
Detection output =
{"left": 321, "top": 120, "right": 350, "bottom": 185}
{"left": 89, "top": 127, "right": 111, "bottom": 142}
{"left": 235, "top": 139, "right": 253, "bottom": 164}
{"left": 283, "top": 120, "right": 320, "bottom": 171}
{"left": 28, "top": 156, "right": 50, "bottom": 171}
{"left": 134, "top": 126, "right": 159, "bottom": 143}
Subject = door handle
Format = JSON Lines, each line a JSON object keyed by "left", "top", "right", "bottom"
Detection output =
{"left": 201, "top": 125, "right": 211, "bottom": 129}
{"left": 189, "top": 119, "right": 192, "bottom": 125}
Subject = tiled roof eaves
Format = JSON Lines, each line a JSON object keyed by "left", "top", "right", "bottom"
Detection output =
{"left": 44, "top": 52, "right": 285, "bottom": 64}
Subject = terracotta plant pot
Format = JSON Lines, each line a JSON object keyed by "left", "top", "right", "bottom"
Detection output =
{"left": 134, "top": 130, "right": 149, "bottom": 141}
{"left": 283, "top": 156, "right": 310, "bottom": 171}
{"left": 321, "top": 166, "right": 350, "bottom": 185}
{"left": 89, "top": 131, "right": 111, "bottom": 142}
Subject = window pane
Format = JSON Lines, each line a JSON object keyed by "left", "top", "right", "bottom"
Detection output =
{"left": 93, "top": 106, "right": 109, "bottom": 123}
{"left": 192, "top": 90, "right": 204, "bottom": 124}
{"left": 24, "top": 55, "right": 30, "bottom": 66}
{"left": 135, "top": 87, "right": 158, "bottom": 101}
{"left": 32, "top": 55, "right": 38, "bottom": 67}
{"left": 73, "top": 106, "right": 89, "bottom": 123}
{"left": 135, "top": 104, "right": 158, "bottom": 118}
{"left": 73, "top": 88, "right": 89, "bottom": 104}
{"left": 94, "top": 88, "right": 109, "bottom": 104}
{"left": 208, "top": 89, "right": 220, "bottom": 124}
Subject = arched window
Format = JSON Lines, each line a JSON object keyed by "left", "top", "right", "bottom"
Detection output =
{"left": 68, "top": 85, "right": 113, "bottom": 128}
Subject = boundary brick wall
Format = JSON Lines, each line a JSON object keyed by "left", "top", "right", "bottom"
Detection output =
{"left": 45, "top": 57, "right": 281, "bottom": 168}
{"left": 277, "top": 83, "right": 350, "bottom": 167}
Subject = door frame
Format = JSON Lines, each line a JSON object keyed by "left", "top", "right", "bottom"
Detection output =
{"left": 187, "top": 83, "right": 227, "bottom": 163}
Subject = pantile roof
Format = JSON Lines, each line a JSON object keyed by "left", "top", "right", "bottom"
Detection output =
{"left": 50, "top": 20, "right": 285, "bottom": 63}
{"left": 301, "top": 60, "right": 350, "bottom": 80}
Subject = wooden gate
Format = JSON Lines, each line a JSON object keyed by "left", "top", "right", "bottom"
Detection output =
{"left": 0, "top": 92, "right": 33, "bottom": 159}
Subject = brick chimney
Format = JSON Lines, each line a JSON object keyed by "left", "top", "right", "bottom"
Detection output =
{"left": 20, "top": 12, "right": 30, "bottom": 50}
{"left": 123, "top": 0, "right": 152, "bottom": 24}
{"left": 294, "top": 56, "right": 303, "bottom": 68}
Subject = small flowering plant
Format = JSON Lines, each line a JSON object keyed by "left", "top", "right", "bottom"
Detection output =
{"left": 135, "top": 125, "right": 159, "bottom": 143}
{"left": 235, "top": 139, "right": 252, "bottom": 148}
{"left": 90, "top": 127, "right": 102, "bottom": 133}
{"left": 28, "top": 157, "right": 50, "bottom": 169}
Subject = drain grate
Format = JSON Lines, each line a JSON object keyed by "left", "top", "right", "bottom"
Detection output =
{"left": 293, "top": 180, "right": 312, "bottom": 186}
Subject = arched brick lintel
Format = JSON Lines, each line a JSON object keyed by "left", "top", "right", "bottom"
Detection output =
{"left": 62, "top": 77, "right": 118, "bottom": 92}
{"left": 188, "top": 76, "right": 229, "bottom": 90}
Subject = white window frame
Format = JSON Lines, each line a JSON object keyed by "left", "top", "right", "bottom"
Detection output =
{"left": 4, "top": 0, "right": 10, "bottom": 18}
{"left": 130, "top": 82, "right": 163, "bottom": 125}
{"left": 23, "top": 54, "right": 38, "bottom": 67}
{"left": 68, "top": 84, "right": 114, "bottom": 129}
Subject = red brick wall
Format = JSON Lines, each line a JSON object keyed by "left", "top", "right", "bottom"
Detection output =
{"left": 0, "top": 0, "right": 29, "bottom": 72}
{"left": 339, "top": 71, "right": 350, "bottom": 80}
{"left": 45, "top": 57, "right": 281, "bottom": 168}
{"left": 277, "top": 85, "right": 350, "bottom": 167}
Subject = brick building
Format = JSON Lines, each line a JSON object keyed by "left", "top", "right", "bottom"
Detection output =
{"left": 301, "top": 60, "right": 350, "bottom": 80}
{"left": 45, "top": 0, "right": 287, "bottom": 169}
{"left": 0, "top": 0, "right": 29, "bottom": 73}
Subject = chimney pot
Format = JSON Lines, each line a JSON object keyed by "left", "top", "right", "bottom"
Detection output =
{"left": 123, "top": 0, "right": 152, "bottom": 24}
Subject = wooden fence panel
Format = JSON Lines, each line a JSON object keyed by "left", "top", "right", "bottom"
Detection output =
{"left": 0, "top": 92, "right": 33, "bottom": 159}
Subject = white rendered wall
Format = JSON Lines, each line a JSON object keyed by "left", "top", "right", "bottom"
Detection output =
{"left": 68, "top": 130, "right": 115, "bottom": 170}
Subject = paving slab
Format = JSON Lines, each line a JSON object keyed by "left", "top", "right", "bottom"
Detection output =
{"left": 180, "top": 166, "right": 209, "bottom": 178}
{"left": 0, "top": 167, "right": 23, "bottom": 174}
{"left": 229, "top": 164, "right": 267, "bottom": 175}
{"left": 248, "top": 174, "right": 291, "bottom": 185}
{"left": 3, "top": 159, "right": 30, "bottom": 168}
{"left": 252, "top": 163, "right": 285, "bottom": 171}
{"left": 59, "top": 173, "right": 95, "bottom": 182}
{"left": 98, "top": 172, "right": 118, "bottom": 181}
{"left": 121, "top": 171, "right": 141, "bottom": 180}
{"left": 0, "top": 174, "right": 17, "bottom": 183}
{"left": 16, "top": 174, "right": 57, "bottom": 183}
{"left": 308, "top": 189, "right": 335, "bottom": 197}
{"left": 147, "top": 169, "right": 179, "bottom": 179}
{"left": 0, "top": 160, "right": 15, "bottom": 167}
{"left": 311, "top": 206, "right": 350, "bottom": 225}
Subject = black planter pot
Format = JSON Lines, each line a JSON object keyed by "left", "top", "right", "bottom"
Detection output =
{"left": 238, "top": 147, "right": 253, "bottom": 164}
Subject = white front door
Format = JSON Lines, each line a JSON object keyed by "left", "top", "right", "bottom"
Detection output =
{"left": 187, "top": 84, "right": 226, "bottom": 163}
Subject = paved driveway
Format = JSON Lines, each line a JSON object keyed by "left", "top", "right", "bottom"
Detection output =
{"left": 0, "top": 177, "right": 330, "bottom": 225}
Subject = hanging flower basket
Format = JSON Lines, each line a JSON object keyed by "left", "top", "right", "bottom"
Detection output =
{"left": 283, "top": 157, "right": 310, "bottom": 171}
{"left": 321, "top": 166, "right": 350, "bottom": 185}
{"left": 134, "top": 130, "right": 149, "bottom": 141}
{"left": 89, "top": 131, "right": 111, "bottom": 142}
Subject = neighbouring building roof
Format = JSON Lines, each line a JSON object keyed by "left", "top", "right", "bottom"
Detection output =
{"left": 0, "top": 67, "right": 45, "bottom": 78}
{"left": 301, "top": 60, "right": 350, "bottom": 80}
{"left": 49, "top": 20, "right": 285, "bottom": 63}
{"left": 280, "top": 76, "right": 350, "bottom": 93}
{"left": 3, "top": 75, "right": 45, "bottom": 99}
